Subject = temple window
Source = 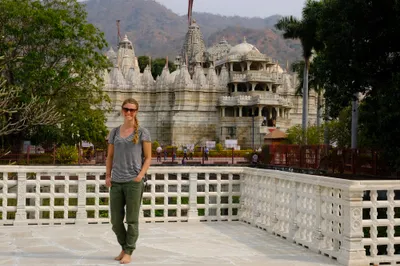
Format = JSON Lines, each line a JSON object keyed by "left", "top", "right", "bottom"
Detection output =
{"left": 255, "top": 83, "right": 263, "bottom": 91}
{"left": 233, "top": 63, "right": 241, "bottom": 72}
{"left": 237, "top": 83, "right": 247, "bottom": 92}
{"left": 225, "top": 107, "right": 235, "bottom": 117}
{"left": 250, "top": 62, "right": 261, "bottom": 71}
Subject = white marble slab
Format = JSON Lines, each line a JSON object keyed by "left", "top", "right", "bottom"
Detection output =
{"left": 0, "top": 222, "right": 340, "bottom": 266}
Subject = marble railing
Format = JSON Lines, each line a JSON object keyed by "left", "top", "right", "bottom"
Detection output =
{"left": 229, "top": 71, "right": 283, "bottom": 84}
{"left": 240, "top": 168, "right": 400, "bottom": 266}
{"left": 3, "top": 165, "right": 399, "bottom": 265}
{"left": 219, "top": 93, "right": 292, "bottom": 107}
{"left": 0, "top": 166, "right": 242, "bottom": 226}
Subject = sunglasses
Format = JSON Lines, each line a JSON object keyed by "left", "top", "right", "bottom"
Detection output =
{"left": 122, "top": 107, "right": 138, "bottom": 113}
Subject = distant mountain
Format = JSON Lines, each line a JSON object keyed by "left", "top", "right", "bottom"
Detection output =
{"left": 207, "top": 27, "right": 302, "bottom": 67}
{"left": 83, "top": 0, "right": 301, "bottom": 65}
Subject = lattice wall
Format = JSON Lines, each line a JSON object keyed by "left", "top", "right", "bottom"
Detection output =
{"left": 0, "top": 166, "right": 242, "bottom": 225}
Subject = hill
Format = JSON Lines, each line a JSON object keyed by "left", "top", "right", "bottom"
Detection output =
{"left": 83, "top": 0, "right": 302, "bottom": 64}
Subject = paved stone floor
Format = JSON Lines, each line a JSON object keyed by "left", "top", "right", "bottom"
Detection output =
{"left": 0, "top": 222, "right": 340, "bottom": 266}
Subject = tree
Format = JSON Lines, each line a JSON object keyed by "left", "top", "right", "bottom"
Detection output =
{"left": 291, "top": 59, "right": 324, "bottom": 127}
{"left": 0, "top": 56, "right": 60, "bottom": 137}
{"left": 137, "top": 56, "right": 177, "bottom": 79}
{"left": 315, "top": 0, "right": 400, "bottom": 171}
{"left": 0, "top": 0, "right": 111, "bottom": 147}
{"left": 286, "top": 125, "right": 324, "bottom": 145}
{"left": 275, "top": 0, "right": 323, "bottom": 137}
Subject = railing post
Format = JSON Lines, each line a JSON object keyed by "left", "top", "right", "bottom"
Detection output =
{"left": 289, "top": 180, "right": 298, "bottom": 241}
{"left": 187, "top": 172, "right": 199, "bottom": 222}
{"left": 76, "top": 173, "right": 88, "bottom": 224}
{"left": 311, "top": 185, "right": 323, "bottom": 253}
{"left": 268, "top": 177, "right": 278, "bottom": 234}
{"left": 14, "top": 172, "right": 27, "bottom": 226}
{"left": 338, "top": 189, "right": 368, "bottom": 266}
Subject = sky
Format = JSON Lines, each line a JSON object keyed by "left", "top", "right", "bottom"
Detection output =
{"left": 154, "top": 0, "right": 305, "bottom": 18}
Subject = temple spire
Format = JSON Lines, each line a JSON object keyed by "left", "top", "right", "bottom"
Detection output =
{"left": 188, "top": 0, "right": 194, "bottom": 26}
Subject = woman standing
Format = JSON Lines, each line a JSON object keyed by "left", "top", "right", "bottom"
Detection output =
{"left": 105, "top": 98, "right": 152, "bottom": 264}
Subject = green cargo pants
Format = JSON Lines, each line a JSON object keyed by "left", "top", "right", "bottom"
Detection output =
{"left": 110, "top": 180, "right": 144, "bottom": 255}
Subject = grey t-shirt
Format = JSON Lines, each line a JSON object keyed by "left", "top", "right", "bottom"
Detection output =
{"left": 108, "top": 125, "right": 151, "bottom": 183}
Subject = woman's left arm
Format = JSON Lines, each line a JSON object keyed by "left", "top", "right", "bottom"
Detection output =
{"left": 135, "top": 141, "right": 152, "bottom": 182}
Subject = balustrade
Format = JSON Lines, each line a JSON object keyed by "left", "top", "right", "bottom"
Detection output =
{"left": 3, "top": 165, "right": 399, "bottom": 265}
{"left": 0, "top": 166, "right": 242, "bottom": 226}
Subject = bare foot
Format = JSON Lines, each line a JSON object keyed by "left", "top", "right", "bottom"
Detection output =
{"left": 120, "top": 253, "right": 131, "bottom": 264}
{"left": 114, "top": 250, "right": 125, "bottom": 261}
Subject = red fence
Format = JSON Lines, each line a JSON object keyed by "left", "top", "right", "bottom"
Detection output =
{"left": 265, "top": 145, "right": 391, "bottom": 177}
{"left": 0, "top": 146, "right": 248, "bottom": 166}
{"left": 0, "top": 146, "right": 107, "bottom": 166}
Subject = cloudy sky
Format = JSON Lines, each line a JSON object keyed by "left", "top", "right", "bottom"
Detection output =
{"left": 154, "top": 0, "right": 305, "bottom": 18}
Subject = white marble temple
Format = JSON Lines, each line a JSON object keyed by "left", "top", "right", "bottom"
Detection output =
{"left": 0, "top": 222, "right": 339, "bottom": 266}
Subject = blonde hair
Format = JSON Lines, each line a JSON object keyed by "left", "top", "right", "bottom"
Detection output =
{"left": 121, "top": 98, "right": 140, "bottom": 144}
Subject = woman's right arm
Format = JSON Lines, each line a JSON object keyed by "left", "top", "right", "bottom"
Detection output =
{"left": 105, "top": 143, "right": 114, "bottom": 187}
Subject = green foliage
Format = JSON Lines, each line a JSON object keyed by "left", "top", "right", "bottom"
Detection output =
{"left": 275, "top": 0, "right": 324, "bottom": 61}
{"left": 215, "top": 143, "right": 223, "bottom": 152}
{"left": 309, "top": 0, "right": 400, "bottom": 170}
{"left": 152, "top": 140, "right": 160, "bottom": 152}
{"left": 137, "top": 56, "right": 176, "bottom": 79}
{"left": 323, "top": 106, "right": 352, "bottom": 148}
{"left": 55, "top": 144, "right": 78, "bottom": 165}
{"left": 286, "top": 125, "right": 323, "bottom": 145}
{"left": 0, "top": 0, "right": 111, "bottom": 146}
{"left": 359, "top": 74, "right": 400, "bottom": 170}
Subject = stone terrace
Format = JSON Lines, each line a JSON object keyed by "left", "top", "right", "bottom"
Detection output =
{"left": 1, "top": 222, "right": 339, "bottom": 266}
{"left": 2, "top": 165, "right": 400, "bottom": 265}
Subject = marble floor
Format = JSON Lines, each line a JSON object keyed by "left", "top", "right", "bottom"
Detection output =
{"left": 0, "top": 222, "right": 340, "bottom": 266}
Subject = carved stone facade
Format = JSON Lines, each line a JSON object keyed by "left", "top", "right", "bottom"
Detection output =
{"left": 103, "top": 23, "right": 318, "bottom": 148}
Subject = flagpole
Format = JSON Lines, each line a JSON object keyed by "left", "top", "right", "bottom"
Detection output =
{"left": 188, "top": 0, "right": 194, "bottom": 26}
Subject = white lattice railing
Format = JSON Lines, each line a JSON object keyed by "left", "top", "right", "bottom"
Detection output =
{"left": 239, "top": 168, "right": 375, "bottom": 266}
{"left": 0, "top": 166, "right": 242, "bottom": 226}
{"left": 3, "top": 165, "right": 400, "bottom": 265}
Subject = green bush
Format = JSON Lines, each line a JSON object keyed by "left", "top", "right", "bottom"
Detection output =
{"left": 29, "top": 154, "right": 54, "bottom": 165}
{"left": 215, "top": 143, "right": 223, "bottom": 152}
{"left": 152, "top": 140, "right": 160, "bottom": 152}
{"left": 56, "top": 145, "right": 78, "bottom": 165}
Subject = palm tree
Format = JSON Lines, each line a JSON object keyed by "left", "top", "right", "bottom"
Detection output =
{"left": 291, "top": 59, "right": 324, "bottom": 128}
{"left": 275, "top": 0, "right": 323, "bottom": 142}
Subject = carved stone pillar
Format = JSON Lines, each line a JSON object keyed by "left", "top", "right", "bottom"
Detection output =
{"left": 230, "top": 63, "right": 233, "bottom": 72}
{"left": 251, "top": 83, "right": 256, "bottom": 91}
{"left": 246, "top": 62, "right": 251, "bottom": 71}
{"left": 76, "top": 173, "right": 88, "bottom": 224}
{"left": 239, "top": 106, "right": 243, "bottom": 117}
{"left": 258, "top": 106, "right": 263, "bottom": 117}
{"left": 14, "top": 172, "right": 27, "bottom": 225}
{"left": 337, "top": 189, "right": 368, "bottom": 266}
{"left": 233, "top": 83, "right": 238, "bottom": 92}
{"left": 221, "top": 107, "right": 225, "bottom": 117}
{"left": 262, "top": 63, "right": 267, "bottom": 71}
{"left": 188, "top": 173, "right": 199, "bottom": 222}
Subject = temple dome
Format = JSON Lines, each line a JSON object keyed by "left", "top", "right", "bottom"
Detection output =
{"left": 207, "top": 38, "right": 232, "bottom": 61}
{"left": 228, "top": 38, "right": 260, "bottom": 56}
